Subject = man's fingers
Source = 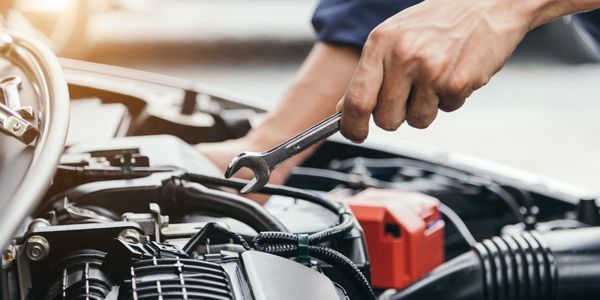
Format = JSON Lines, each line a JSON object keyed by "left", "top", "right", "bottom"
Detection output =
{"left": 340, "top": 50, "right": 384, "bottom": 142}
{"left": 372, "top": 65, "right": 412, "bottom": 131}
{"left": 438, "top": 97, "right": 466, "bottom": 112}
{"left": 406, "top": 84, "right": 439, "bottom": 129}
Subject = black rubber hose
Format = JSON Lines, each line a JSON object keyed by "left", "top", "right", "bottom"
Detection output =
{"left": 165, "top": 179, "right": 288, "bottom": 233}
{"left": 391, "top": 227, "right": 600, "bottom": 300}
{"left": 183, "top": 222, "right": 251, "bottom": 254}
{"left": 180, "top": 173, "right": 343, "bottom": 215}
{"left": 180, "top": 173, "right": 354, "bottom": 244}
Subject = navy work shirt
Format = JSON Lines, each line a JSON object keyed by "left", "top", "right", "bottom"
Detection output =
{"left": 312, "top": 0, "right": 600, "bottom": 50}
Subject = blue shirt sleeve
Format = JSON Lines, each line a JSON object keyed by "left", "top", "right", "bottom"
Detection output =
{"left": 311, "top": 0, "right": 423, "bottom": 49}
{"left": 574, "top": 10, "right": 600, "bottom": 46}
{"left": 312, "top": 1, "right": 599, "bottom": 52}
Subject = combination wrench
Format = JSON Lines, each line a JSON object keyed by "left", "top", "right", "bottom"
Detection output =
{"left": 224, "top": 112, "right": 342, "bottom": 193}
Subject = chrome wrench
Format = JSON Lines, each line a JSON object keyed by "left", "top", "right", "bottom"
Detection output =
{"left": 224, "top": 112, "right": 342, "bottom": 193}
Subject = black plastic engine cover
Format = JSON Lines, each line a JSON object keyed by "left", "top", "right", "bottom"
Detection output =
{"left": 106, "top": 239, "right": 345, "bottom": 300}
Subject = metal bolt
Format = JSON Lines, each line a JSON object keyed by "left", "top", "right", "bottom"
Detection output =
{"left": 3, "top": 249, "right": 14, "bottom": 262}
{"left": 25, "top": 235, "right": 50, "bottom": 261}
{"left": 119, "top": 229, "right": 142, "bottom": 243}
{"left": 12, "top": 122, "right": 21, "bottom": 131}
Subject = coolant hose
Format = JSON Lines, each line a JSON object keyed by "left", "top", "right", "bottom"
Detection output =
{"left": 164, "top": 179, "right": 288, "bottom": 233}
{"left": 391, "top": 227, "right": 600, "bottom": 300}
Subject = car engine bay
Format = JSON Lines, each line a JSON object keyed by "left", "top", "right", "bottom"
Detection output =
{"left": 1, "top": 32, "right": 600, "bottom": 300}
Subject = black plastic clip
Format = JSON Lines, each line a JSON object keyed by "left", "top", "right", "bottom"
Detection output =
{"left": 297, "top": 234, "right": 310, "bottom": 266}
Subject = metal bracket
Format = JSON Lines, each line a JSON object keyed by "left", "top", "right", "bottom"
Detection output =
{"left": 0, "top": 101, "right": 38, "bottom": 144}
{"left": 0, "top": 75, "right": 38, "bottom": 144}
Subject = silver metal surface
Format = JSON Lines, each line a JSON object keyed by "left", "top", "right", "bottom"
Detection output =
{"left": 0, "top": 32, "right": 70, "bottom": 248}
{"left": 118, "top": 229, "right": 144, "bottom": 244}
{"left": 0, "top": 101, "right": 38, "bottom": 144}
{"left": 225, "top": 112, "right": 341, "bottom": 193}
{"left": 0, "top": 76, "right": 23, "bottom": 109}
{"left": 24, "top": 235, "right": 49, "bottom": 261}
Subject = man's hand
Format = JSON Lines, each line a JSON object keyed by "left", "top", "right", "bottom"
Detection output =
{"left": 338, "top": 0, "right": 600, "bottom": 142}
{"left": 196, "top": 44, "right": 360, "bottom": 201}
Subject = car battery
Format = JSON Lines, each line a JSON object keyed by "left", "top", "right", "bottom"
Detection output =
{"left": 337, "top": 188, "right": 445, "bottom": 289}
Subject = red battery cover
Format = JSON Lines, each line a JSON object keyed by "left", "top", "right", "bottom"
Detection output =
{"left": 337, "top": 189, "right": 445, "bottom": 289}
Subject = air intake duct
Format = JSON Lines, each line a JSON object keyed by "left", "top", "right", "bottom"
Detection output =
{"left": 391, "top": 227, "right": 600, "bottom": 300}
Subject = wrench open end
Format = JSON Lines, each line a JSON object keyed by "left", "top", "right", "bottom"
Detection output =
{"left": 224, "top": 151, "right": 271, "bottom": 194}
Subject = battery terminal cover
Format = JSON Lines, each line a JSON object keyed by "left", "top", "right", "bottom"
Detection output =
{"left": 337, "top": 188, "right": 445, "bottom": 289}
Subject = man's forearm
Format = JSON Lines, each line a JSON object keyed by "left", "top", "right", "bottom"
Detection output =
{"left": 245, "top": 43, "right": 360, "bottom": 148}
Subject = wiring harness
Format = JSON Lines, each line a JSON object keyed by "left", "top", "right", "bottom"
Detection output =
{"left": 180, "top": 173, "right": 375, "bottom": 300}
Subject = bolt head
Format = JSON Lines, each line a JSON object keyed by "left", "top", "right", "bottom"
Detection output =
{"left": 25, "top": 235, "right": 50, "bottom": 261}
{"left": 119, "top": 229, "right": 142, "bottom": 243}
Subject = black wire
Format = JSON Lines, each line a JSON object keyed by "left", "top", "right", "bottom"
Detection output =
{"left": 484, "top": 182, "right": 525, "bottom": 223}
{"left": 180, "top": 173, "right": 356, "bottom": 245}
{"left": 253, "top": 241, "right": 375, "bottom": 299}
{"left": 180, "top": 173, "right": 370, "bottom": 299}
{"left": 331, "top": 157, "right": 527, "bottom": 223}
{"left": 183, "top": 222, "right": 251, "bottom": 254}
{"left": 291, "top": 166, "right": 479, "bottom": 247}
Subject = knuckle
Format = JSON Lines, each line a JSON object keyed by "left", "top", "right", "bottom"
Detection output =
{"left": 341, "top": 126, "right": 367, "bottom": 143}
{"left": 421, "top": 61, "right": 440, "bottom": 81}
{"left": 443, "top": 75, "right": 469, "bottom": 97}
{"left": 367, "top": 27, "right": 388, "bottom": 45}
{"left": 392, "top": 44, "right": 406, "bottom": 60}
{"left": 476, "top": 75, "right": 490, "bottom": 88}
{"left": 391, "top": 38, "right": 410, "bottom": 60}
{"left": 345, "top": 92, "right": 375, "bottom": 115}
{"left": 438, "top": 98, "right": 465, "bottom": 112}
{"left": 374, "top": 116, "right": 401, "bottom": 131}
{"left": 406, "top": 113, "right": 433, "bottom": 129}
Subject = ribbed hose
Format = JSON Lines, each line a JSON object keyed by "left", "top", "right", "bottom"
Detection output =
{"left": 392, "top": 227, "right": 600, "bottom": 300}
{"left": 473, "top": 231, "right": 557, "bottom": 300}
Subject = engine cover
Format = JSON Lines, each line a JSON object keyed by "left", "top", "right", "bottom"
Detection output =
{"left": 37, "top": 238, "right": 346, "bottom": 300}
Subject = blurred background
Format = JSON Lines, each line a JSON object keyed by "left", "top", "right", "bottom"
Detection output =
{"left": 4, "top": 0, "right": 600, "bottom": 192}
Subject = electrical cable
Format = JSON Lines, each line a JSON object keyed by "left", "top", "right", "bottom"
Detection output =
{"left": 179, "top": 173, "right": 356, "bottom": 244}
{"left": 331, "top": 157, "right": 526, "bottom": 223}
{"left": 253, "top": 239, "right": 375, "bottom": 299}
{"left": 438, "top": 203, "right": 477, "bottom": 247}
{"left": 179, "top": 173, "right": 371, "bottom": 298}
{"left": 183, "top": 222, "right": 251, "bottom": 254}
{"left": 291, "top": 166, "right": 479, "bottom": 247}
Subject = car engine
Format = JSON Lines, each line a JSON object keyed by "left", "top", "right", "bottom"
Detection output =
{"left": 1, "top": 32, "right": 600, "bottom": 300}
